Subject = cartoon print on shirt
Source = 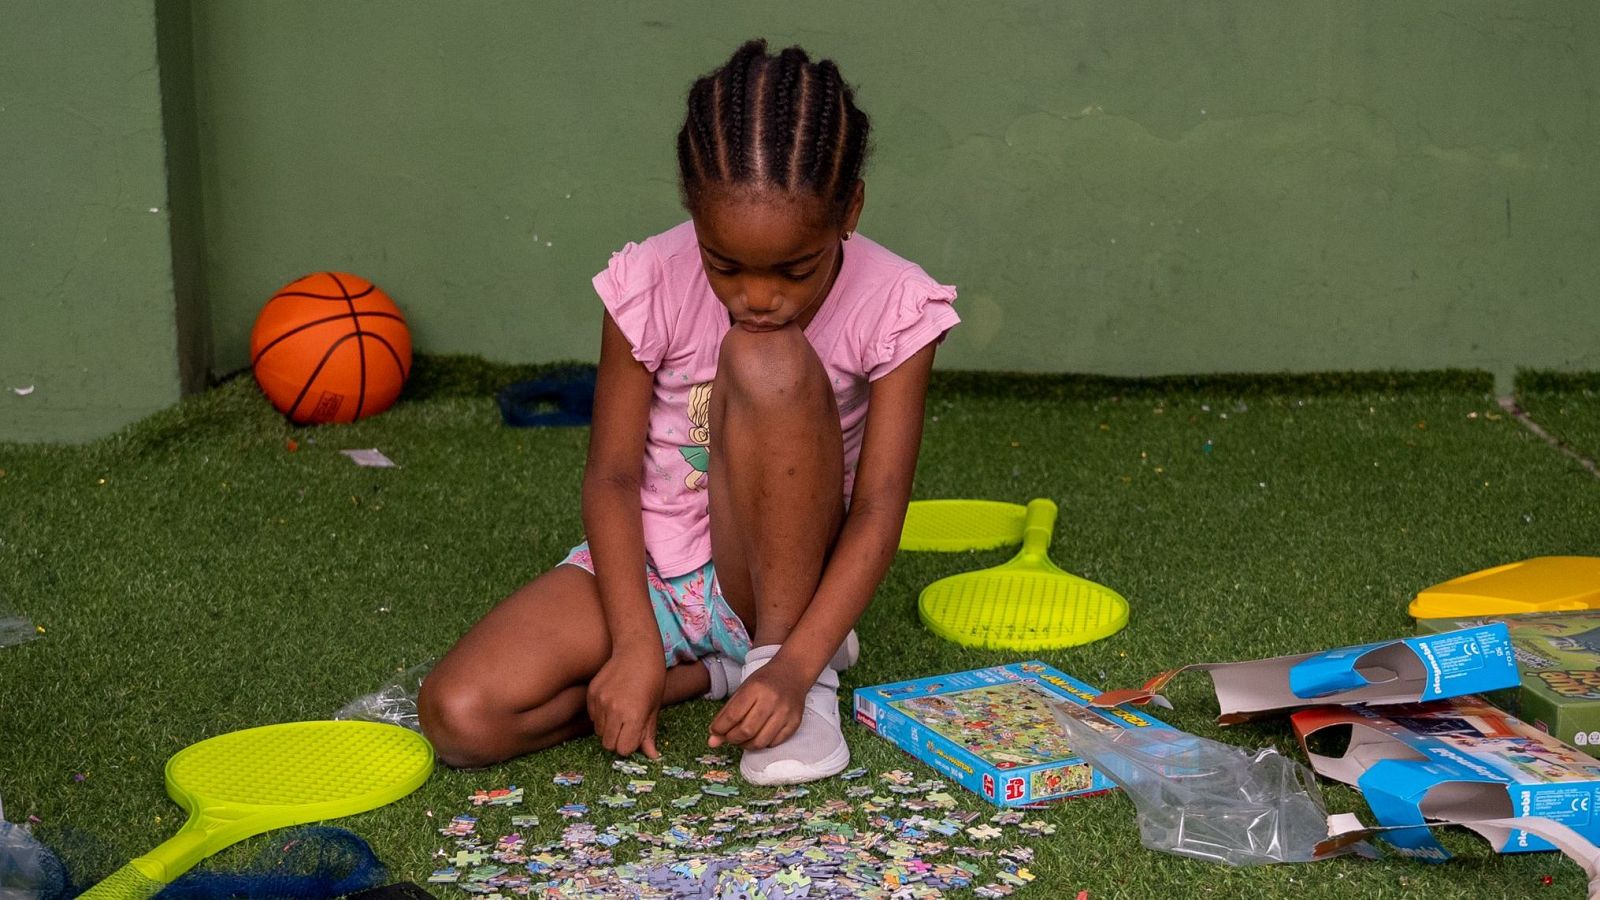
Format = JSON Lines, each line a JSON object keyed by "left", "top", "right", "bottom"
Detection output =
{"left": 679, "top": 381, "right": 712, "bottom": 490}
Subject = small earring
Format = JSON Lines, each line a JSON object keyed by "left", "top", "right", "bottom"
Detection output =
{"left": 842, "top": 231, "right": 853, "bottom": 241}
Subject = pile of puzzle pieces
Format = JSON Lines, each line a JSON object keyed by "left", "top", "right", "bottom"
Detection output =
{"left": 427, "top": 757, "right": 1048, "bottom": 898}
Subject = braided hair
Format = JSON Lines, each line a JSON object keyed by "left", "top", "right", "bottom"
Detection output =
{"left": 677, "top": 39, "right": 871, "bottom": 223}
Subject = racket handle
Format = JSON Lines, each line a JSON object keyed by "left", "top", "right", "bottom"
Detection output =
{"left": 78, "top": 860, "right": 166, "bottom": 899}
{"left": 1019, "top": 498, "right": 1058, "bottom": 561}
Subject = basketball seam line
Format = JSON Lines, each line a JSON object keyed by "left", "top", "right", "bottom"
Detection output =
{"left": 361, "top": 331, "right": 410, "bottom": 382}
{"left": 329, "top": 273, "right": 369, "bottom": 420}
{"left": 286, "top": 332, "right": 361, "bottom": 422}
{"left": 268, "top": 284, "right": 377, "bottom": 303}
{"left": 251, "top": 312, "right": 405, "bottom": 367}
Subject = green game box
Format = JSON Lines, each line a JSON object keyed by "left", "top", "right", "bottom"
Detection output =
{"left": 1418, "top": 611, "right": 1600, "bottom": 756}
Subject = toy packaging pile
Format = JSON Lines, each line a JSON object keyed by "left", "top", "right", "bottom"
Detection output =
{"left": 1056, "top": 619, "right": 1600, "bottom": 891}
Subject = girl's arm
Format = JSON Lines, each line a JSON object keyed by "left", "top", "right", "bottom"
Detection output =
{"left": 582, "top": 312, "right": 666, "bottom": 757}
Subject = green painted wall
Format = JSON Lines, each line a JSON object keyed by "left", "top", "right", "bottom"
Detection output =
{"left": 0, "top": 0, "right": 203, "bottom": 444}
{"left": 193, "top": 1, "right": 1600, "bottom": 384}
{"left": 6, "top": 3, "right": 1599, "bottom": 443}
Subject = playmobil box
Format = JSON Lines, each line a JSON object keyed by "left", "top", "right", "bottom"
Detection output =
{"left": 1094, "top": 624, "right": 1520, "bottom": 723}
{"left": 1419, "top": 612, "right": 1600, "bottom": 757}
{"left": 1292, "top": 697, "right": 1600, "bottom": 860}
{"left": 852, "top": 661, "right": 1175, "bottom": 808}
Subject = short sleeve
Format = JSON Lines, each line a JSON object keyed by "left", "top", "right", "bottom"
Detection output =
{"left": 591, "top": 240, "right": 672, "bottom": 371}
{"left": 865, "top": 271, "right": 960, "bottom": 381}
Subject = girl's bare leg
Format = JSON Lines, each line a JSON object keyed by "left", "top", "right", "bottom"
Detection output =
{"left": 708, "top": 325, "right": 845, "bottom": 644}
{"left": 707, "top": 324, "right": 851, "bottom": 783}
{"left": 419, "top": 565, "right": 709, "bottom": 768}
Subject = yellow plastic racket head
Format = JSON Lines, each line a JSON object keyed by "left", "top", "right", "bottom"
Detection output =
{"left": 82, "top": 720, "right": 433, "bottom": 899}
{"left": 900, "top": 500, "right": 1028, "bottom": 552}
{"left": 918, "top": 499, "right": 1129, "bottom": 650}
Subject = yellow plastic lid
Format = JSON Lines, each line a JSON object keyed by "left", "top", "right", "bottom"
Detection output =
{"left": 1408, "top": 556, "right": 1600, "bottom": 619}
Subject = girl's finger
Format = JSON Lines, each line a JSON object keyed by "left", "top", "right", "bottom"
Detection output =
{"left": 606, "top": 712, "right": 627, "bottom": 755}
{"left": 710, "top": 690, "right": 756, "bottom": 738}
{"left": 750, "top": 713, "right": 789, "bottom": 750}
{"left": 713, "top": 704, "right": 756, "bottom": 746}
{"left": 642, "top": 711, "right": 660, "bottom": 759}
{"left": 620, "top": 715, "right": 645, "bottom": 757}
{"left": 725, "top": 699, "right": 773, "bottom": 745}
{"left": 770, "top": 714, "right": 800, "bottom": 749}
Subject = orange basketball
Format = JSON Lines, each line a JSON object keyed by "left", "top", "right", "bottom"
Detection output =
{"left": 250, "top": 272, "right": 412, "bottom": 424}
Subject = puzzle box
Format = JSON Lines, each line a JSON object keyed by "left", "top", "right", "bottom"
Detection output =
{"left": 852, "top": 660, "right": 1174, "bottom": 808}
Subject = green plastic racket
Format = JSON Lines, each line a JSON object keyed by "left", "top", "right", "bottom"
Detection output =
{"left": 80, "top": 720, "right": 433, "bottom": 899}
{"left": 917, "top": 498, "right": 1129, "bottom": 650}
{"left": 899, "top": 499, "right": 1029, "bottom": 551}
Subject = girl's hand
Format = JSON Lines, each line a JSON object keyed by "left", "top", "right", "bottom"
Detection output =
{"left": 708, "top": 657, "right": 809, "bottom": 749}
{"left": 588, "top": 649, "right": 667, "bottom": 759}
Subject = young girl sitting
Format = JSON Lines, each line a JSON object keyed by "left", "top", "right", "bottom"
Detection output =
{"left": 419, "top": 39, "right": 959, "bottom": 785}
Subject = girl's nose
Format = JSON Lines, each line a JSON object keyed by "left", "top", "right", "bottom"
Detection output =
{"left": 744, "top": 285, "right": 781, "bottom": 314}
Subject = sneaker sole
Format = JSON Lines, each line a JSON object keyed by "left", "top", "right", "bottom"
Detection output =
{"left": 741, "top": 739, "right": 851, "bottom": 786}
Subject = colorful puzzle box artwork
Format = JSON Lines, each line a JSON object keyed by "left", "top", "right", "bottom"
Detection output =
{"left": 853, "top": 660, "right": 1175, "bottom": 807}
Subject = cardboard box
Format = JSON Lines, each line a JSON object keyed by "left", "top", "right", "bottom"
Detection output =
{"left": 852, "top": 661, "right": 1174, "bottom": 808}
{"left": 1292, "top": 697, "right": 1600, "bottom": 860}
{"left": 1419, "top": 612, "right": 1600, "bottom": 757}
{"left": 1095, "top": 625, "right": 1520, "bottom": 723}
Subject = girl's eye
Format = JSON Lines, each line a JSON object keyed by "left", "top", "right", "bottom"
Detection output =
{"left": 709, "top": 265, "right": 739, "bottom": 277}
{"left": 784, "top": 269, "right": 817, "bottom": 282}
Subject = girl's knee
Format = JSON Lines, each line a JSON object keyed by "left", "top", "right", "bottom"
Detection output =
{"left": 417, "top": 677, "right": 505, "bottom": 769}
{"left": 716, "top": 326, "right": 827, "bottom": 407}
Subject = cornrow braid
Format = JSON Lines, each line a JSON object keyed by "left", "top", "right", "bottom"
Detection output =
{"left": 676, "top": 39, "right": 872, "bottom": 224}
{"left": 720, "top": 40, "right": 763, "bottom": 181}
{"left": 677, "top": 78, "right": 715, "bottom": 184}
{"left": 766, "top": 46, "right": 808, "bottom": 187}
{"left": 837, "top": 106, "right": 871, "bottom": 204}
{"left": 808, "top": 59, "right": 841, "bottom": 192}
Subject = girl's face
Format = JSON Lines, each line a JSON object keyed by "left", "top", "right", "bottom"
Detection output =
{"left": 692, "top": 184, "right": 864, "bottom": 333}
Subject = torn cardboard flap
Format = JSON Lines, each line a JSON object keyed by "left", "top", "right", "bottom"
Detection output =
{"left": 1094, "top": 625, "right": 1518, "bottom": 723}
{"left": 1318, "top": 815, "right": 1600, "bottom": 900}
{"left": 1293, "top": 697, "right": 1600, "bottom": 864}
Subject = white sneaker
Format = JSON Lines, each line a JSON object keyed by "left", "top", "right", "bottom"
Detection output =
{"left": 736, "top": 647, "right": 850, "bottom": 786}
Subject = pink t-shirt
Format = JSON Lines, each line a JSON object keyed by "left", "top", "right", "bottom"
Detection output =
{"left": 592, "top": 220, "right": 960, "bottom": 577}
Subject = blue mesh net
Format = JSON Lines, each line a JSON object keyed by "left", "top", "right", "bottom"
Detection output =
{"left": 7, "top": 825, "right": 386, "bottom": 900}
{"left": 153, "top": 827, "right": 387, "bottom": 899}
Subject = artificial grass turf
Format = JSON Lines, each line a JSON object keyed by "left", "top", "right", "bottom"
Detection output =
{"left": 1516, "top": 371, "right": 1600, "bottom": 468}
{"left": 2, "top": 361, "right": 1598, "bottom": 898}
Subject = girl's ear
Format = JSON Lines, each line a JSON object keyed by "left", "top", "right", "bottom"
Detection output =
{"left": 840, "top": 181, "right": 866, "bottom": 238}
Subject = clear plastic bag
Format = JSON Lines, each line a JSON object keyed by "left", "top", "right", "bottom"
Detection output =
{"left": 0, "top": 617, "right": 38, "bottom": 649}
{"left": 333, "top": 661, "right": 433, "bottom": 732}
{"left": 1053, "top": 704, "right": 1346, "bottom": 866}
{"left": 0, "top": 799, "right": 66, "bottom": 900}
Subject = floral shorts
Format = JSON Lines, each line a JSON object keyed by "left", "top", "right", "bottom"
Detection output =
{"left": 559, "top": 542, "right": 752, "bottom": 667}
